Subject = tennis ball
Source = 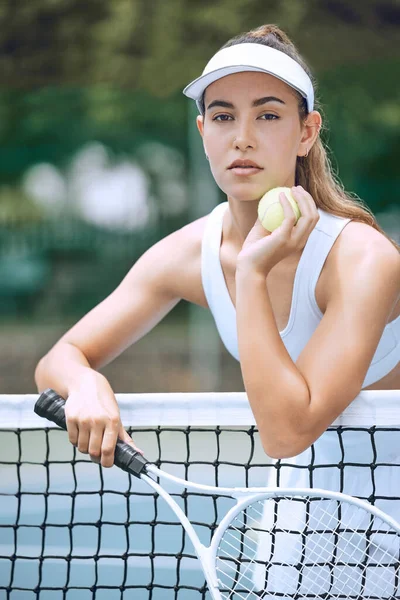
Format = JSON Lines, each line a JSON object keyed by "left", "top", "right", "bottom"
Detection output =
{"left": 258, "top": 187, "right": 301, "bottom": 232}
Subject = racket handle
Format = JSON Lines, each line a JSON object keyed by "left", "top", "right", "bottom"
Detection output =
{"left": 34, "top": 388, "right": 149, "bottom": 478}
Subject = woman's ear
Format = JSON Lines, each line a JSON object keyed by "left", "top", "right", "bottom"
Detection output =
{"left": 196, "top": 114, "right": 204, "bottom": 138}
{"left": 298, "top": 111, "right": 322, "bottom": 158}
{"left": 196, "top": 114, "right": 208, "bottom": 159}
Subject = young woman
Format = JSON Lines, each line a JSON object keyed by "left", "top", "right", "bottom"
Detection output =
{"left": 35, "top": 24, "right": 400, "bottom": 470}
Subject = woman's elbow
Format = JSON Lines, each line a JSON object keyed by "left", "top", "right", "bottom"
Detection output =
{"left": 34, "top": 354, "right": 49, "bottom": 391}
{"left": 260, "top": 432, "right": 312, "bottom": 460}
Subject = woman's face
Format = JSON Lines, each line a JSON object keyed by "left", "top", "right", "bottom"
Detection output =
{"left": 197, "top": 71, "right": 312, "bottom": 202}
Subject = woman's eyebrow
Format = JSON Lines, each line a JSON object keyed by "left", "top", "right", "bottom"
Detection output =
{"left": 206, "top": 96, "right": 286, "bottom": 111}
{"left": 206, "top": 100, "right": 234, "bottom": 110}
{"left": 253, "top": 96, "right": 285, "bottom": 107}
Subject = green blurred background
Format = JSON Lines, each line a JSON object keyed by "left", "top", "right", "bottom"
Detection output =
{"left": 1, "top": 0, "right": 399, "bottom": 394}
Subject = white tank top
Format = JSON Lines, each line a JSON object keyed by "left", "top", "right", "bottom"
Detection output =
{"left": 202, "top": 203, "right": 400, "bottom": 590}
{"left": 201, "top": 202, "right": 400, "bottom": 388}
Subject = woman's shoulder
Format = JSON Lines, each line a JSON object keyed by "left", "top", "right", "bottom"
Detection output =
{"left": 149, "top": 213, "right": 210, "bottom": 306}
{"left": 335, "top": 219, "right": 399, "bottom": 260}
{"left": 319, "top": 220, "right": 400, "bottom": 312}
{"left": 165, "top": 203, "right": 226, "bottom": 256}
{"left": 314, "top": 206, "right": 399, "bottom": 261}
{"left": 167, "top": 213, "right": 209, "bottom": 256}
{"left": 321, "top": 218, "right": 400, "bottom": 306}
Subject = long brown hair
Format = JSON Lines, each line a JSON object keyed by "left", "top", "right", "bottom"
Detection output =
{"left": 218, "top": 24, "right": 399, "bottom": 251}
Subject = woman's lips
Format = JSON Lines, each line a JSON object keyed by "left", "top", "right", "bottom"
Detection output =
{"left": 229, "top": 166, "right": 263, "bottom": 176}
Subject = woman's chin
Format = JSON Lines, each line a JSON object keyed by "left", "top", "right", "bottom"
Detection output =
{"left": 222, "top": 182, "right": 271, "bottom": 203}
{"left": 226, "top": 190, "right": 266, "bottom": 203}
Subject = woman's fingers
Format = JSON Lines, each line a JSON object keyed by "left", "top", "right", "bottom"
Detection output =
{"left": 70, "top": 419, "right": 139, "bottom": 468}
{"left": 100, "top": 417, "right": 120, "bottom": 468}
{"left": 88, "top": 424, "right": 105, "bottom": 464}
{"left": 292, "top": 186, "right": 319, "bottom": 221}
{"left": 66, "top": 407, "right": 91, "bottom": 454}
{"left": 76, "top": 420, "right": 91, "bottom": 454}
{"left": 66, "top": 415, "right": 79, "bottom": 447}
{"left": 63, "top": 375, "right": 136, "bottom": 468}
{"left": 239, "top": 185, "right": 320, "bottom": 275}
{"left": 288, "top": 186, "right": 319, "bottom": 240}
{"left": 118, "top": 425, "right": 144, "bottom": 455}
{"left": 279, "top": 191, "right": 298, "bottom": 233}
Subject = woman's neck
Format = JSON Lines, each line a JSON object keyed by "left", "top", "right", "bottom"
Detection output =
{"left": 224, "top": 197, "right": 260, "bottom": 248}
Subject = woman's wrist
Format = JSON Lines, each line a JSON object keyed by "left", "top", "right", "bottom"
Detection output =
{"left": 235, "top": 262, "right": 270, "bottom": 285}
{"left": 66, "top": 367, "right": 105, "bottom": 396}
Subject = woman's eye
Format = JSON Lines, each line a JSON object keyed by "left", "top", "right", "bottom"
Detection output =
{"left": 260, "top": 114, "right": 279, "bottom": 121}
{"left": 212, "top": 114, "right": 233, "bottom": 122}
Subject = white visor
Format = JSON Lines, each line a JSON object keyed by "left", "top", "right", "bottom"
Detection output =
{"left": 183, "top": 43, "right": 314, "bottom": 113}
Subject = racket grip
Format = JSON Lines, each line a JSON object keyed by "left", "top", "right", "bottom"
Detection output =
{"left": 34, "top": 388, "right": 149, "bottom": 477}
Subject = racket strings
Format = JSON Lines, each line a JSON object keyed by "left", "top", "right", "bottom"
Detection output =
{"left": 217, "top": 503, "right": 399, "bottom": 576}
{"left": 216, "top": 504, "right": 274, "bottom": 594}
{"left": 215, "top": 497, "right": 400, "bottom": 598}
{"left": 218, "top": 542, "right": 397, "bottom": 599}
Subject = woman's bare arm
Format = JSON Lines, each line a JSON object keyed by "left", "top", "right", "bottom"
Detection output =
{"left": 237, "top": 224, "right": 400, "bottom": 459}
{"left": 35, "top": 219, "right": 205, "bottom": 466}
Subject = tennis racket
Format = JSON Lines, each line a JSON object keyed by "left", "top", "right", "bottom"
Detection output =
{"left": 35, "top": 389, "right": 400, "bottom": 599}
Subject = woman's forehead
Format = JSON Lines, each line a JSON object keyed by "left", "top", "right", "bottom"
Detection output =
{"left": 204, "top": 71, "right": 298, "bottom": 107}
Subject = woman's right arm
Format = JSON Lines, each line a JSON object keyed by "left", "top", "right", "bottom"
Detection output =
{"left": 35, "top": 222, "right": 204, "bottom": 466}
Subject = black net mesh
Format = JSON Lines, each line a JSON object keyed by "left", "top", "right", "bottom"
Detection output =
{"left": 1, "top": 422, "right": 400, "bottom": 599}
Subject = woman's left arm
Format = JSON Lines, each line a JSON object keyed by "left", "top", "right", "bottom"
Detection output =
{"left": 236, "top": 189, "right": 400, "bottom": 459}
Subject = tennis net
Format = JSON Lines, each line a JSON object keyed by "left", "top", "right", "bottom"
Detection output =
{"left": 1, "top": 390, "right": 400, "bottom": 599}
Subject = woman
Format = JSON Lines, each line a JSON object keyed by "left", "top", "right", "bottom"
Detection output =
{"left": 35, "top": 24, "right": 400, "bottom": 469}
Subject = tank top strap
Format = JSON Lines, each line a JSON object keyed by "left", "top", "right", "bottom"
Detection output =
{"left": 201, "top": 202, "right": 227, "bottom": 312}
{"left": 295, "top": 210, "right": 352, "bottom": 317}
{"left": 201, "top": 202, "right": 239, "bottom": 360}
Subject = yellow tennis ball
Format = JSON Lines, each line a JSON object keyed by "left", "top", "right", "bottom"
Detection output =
{"left": 258, "top": 187, "right": 301, "bottom": 232}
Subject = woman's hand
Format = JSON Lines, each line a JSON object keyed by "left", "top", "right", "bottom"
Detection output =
{"left": 65, "top": 370, "right": 141, "bottom": 468}
{"left": 237, "top": 186, "right": 320, "bottom": 276}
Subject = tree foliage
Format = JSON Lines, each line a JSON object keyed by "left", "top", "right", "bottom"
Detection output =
{"left": 0, "top": 0, "right": 399, "bottom": 90}
{"left": 0, "top": 0, "right": 398, "bottom": 211}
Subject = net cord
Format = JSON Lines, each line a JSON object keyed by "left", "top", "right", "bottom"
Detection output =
{"left": 2, "top": 390, "right": 400, "bottom": 429}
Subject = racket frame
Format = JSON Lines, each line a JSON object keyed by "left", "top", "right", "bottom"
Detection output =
{"left": 145, "top": 464, "right": 400, "bottom": 599}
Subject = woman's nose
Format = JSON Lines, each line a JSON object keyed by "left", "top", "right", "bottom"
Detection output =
{"left": 233, "top": 121, "right": 256, "bottom": 151}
